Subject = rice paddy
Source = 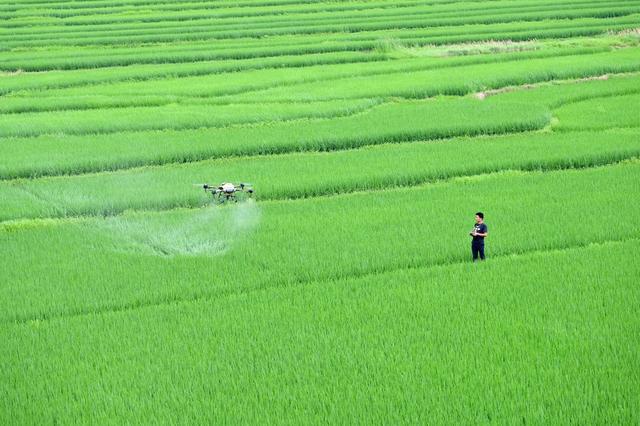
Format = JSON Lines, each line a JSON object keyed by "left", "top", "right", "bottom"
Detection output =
{"left": 1, "top": 0, "right": 639, "bottom": 423}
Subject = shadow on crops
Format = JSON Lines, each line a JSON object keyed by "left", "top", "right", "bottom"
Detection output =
{"left": 88, "top": 200, "right": 260, "bottom": 257}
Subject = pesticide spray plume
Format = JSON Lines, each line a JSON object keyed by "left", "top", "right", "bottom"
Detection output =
{"left": 88, "top": 201, "right": 261, "bottom": 257}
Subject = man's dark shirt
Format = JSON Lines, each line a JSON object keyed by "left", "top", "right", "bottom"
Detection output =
{"left": 472, "top": 223, "right": 488, "bottom": 243}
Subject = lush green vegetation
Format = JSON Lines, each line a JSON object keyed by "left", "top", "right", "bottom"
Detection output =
{"left": 3, "top": 160, "right": 640, "bottom": 322}
{"left": 1, "top": 0, "right": 639, "bottom": 423}
{"left": 2, "top": 129, "right": 639, "bottom": 221}
{"left": 554, "top": 92, "right": 640, "bottom": 130}
{"left": 2, "top": 238, "right": 638, "bottom": 424}
{"left": 0, "top": 98, "right": 551, "bottom": 178}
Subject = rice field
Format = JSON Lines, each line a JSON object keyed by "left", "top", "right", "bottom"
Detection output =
{"left": 1, "top": 0, "right": 639, "bottom": 423}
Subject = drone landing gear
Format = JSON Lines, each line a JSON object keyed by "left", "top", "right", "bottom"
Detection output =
{"left": 217, "top": 193, "right": 237, "bottom": 204}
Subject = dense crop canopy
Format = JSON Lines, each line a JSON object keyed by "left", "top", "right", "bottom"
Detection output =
{"left": 2, "top": 0, "right": 639, "bottom": 423}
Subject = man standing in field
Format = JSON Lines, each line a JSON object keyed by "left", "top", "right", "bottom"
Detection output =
{"left": 470, "top": 212, "right": 488, "bottom": 261}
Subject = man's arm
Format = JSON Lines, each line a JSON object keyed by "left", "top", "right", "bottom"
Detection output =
{"left": 473, "top": 224, "right": 488, "bottom": 237}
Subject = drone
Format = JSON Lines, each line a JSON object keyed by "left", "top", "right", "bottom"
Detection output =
{"left": 195, "top": 182, "right": 254, "bottom": 203}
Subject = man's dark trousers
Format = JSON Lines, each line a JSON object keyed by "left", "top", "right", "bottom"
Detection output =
{"left": 472, "top": 240, "right": 485, "bottom": 261}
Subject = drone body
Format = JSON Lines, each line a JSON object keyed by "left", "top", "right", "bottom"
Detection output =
{"left": 196, "top": 182, "right": 254, "bottom": 203}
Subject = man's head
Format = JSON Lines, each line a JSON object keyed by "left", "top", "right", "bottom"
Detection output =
{"left": 475, "top": 212, "right": 484, "bottom": 223}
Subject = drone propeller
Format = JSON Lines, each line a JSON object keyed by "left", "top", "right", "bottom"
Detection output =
{"left": 193, "top": 183, "right": 214, "bottom": 191}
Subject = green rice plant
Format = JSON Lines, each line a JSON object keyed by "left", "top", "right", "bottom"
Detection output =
{"left": 2, "top": 0, "right": 423, "bottom": 24}
{"left": 0, "top": 98, "right": 550, "bottom": 178}
{"left": 2, "top": 14, "right": 638, "bottom": 71}
{"left": 553, "top": 92, "right": 640, "bottom": 130}
{"left": 5, "top": 1, "right": 637, "bottom": 47}
{"left": 0, "top": 35, "right": 383, "bottom": 71}
{"left": 0, "top": 185, "right": 52, "bottom": 221}
{"left": 0, "top": 0, "right": 425, "bottom": 22}
{"left": 2, "top": 0, "right": 614, "bottom": 25}
{"left": 0, "top": 51, "right": 386, "bottom": 95}
{"left": 0, "top": 0, "right": 603, "bottom": 27}
{"left": 4, "top": 41, "right": 625, "bottom": 117}
{"left": 0, "top": 94, "right": 174, "bottom": 114}
{"left": 27, "top": 43, "right": 624, "bottom": 103}
{"left": 361, "top": 13, "right": 640, "bottom": 46}
{"left": 1, "top": 17, "right": 626, "bottom": 59}
{"left": 227, "top": 46, "right": 640, "bottom": 101}
{"left": 487, "top": 73, "right": 640, "bottom": 108}
{"left": 6, "top": 1, "right": 637, "bottom": 49}
{"left": 4, "top": 47, "right": 611, "bottom": 116}
{"left": 2, "top": 129, "right": 639, "bottom": 221}
{"left": 1, "top": 161, "right": 639, "bottom": 323}
{"left": 0, "top": 99, "right": 382, "bottom": 137}
{"left": 3, "top": 2, "right": 640, "bottom": 422}
{"left": 2, "top": 32, "right": 631, "bottom": 99}
{"left": 2, "top": 238, "right": 638, "bottom": 424}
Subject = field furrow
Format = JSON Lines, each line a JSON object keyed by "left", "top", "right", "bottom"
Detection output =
{"left": 5, "top": 2, "right": 637, "bottom": 48}
{"left": 1, "top": 130, "right": 638, "bottom": 221}
{"left": 0, "top": 97, "right": 551, "bottom": 178}
{"left": 2, "top": 15, "right": 639, "bottom": 70}
{"left": 2, "top": 161, "right": 639, "bottom": 323}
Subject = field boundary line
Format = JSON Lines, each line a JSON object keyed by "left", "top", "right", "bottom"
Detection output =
{"left": 0, "top": 125, "right": 544, "bottom": 180}
{"left": 3, "top": 33, "right": 631, "bottom": 95}
{"left": 472, "top": 71, "right": 640, "bottom": 102}
{"left": 5, "top": 236, "right": 638, "bottom": 326}
{"left": 4, "top": 7, "right": 638, "bottom": 50}
{"left": 2, "top": 70, "right": 639, "bottom": 180}
{"left": 4, "top": 17, "right": 638, "bottom": 71}
{"left": 6, "top": 67, "right": 639, "bottom": 116}
{"left": 3, "top": 44, "right": 616, "bottom": 100}
{"left": 2, "top": 156, "right": 639, "bottom": 226}
{"left": 0, "top": 98, "right": 388, "bottom": 138}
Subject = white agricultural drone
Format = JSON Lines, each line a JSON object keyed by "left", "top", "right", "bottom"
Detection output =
{"left": 195, "top": 182, "right": 254, "bottom": 203}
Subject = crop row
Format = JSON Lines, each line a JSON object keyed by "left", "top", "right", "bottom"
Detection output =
{"left": 2, "top": 32, "right": 632, "bottom": 97}
{"left": 1, "top": 1, "right": 556, "bottom": 34}
{"left": 1, "top": 161, "right": 639, "bottom": 324}
{"left": 4, "top": 0, "right": 630, "bottom": 45}
{"left": 2, "top": 14, "right": 638, "bottom": 70}
{"left": 489, "top": 72, "right": 640, "bottom": 107}
{"left": 227, "top": 47, "right": 640, "bottom": 101}
{"left": 2, "top": 129, "right": 638, "bottom": 222}
{"left": 2, "top": 43, "right": 617, "bottom": 113}
{"left": 1, "top": 0, "right": 616, "bottom": 28}
{"left": 0, "top": 99, "right": 383, "bottom": 138}
{"left": 1, "top": 236, "right": 637, "bottom": 424}
{"left": 0, "top": 98, "right": 550, "bottom": 178}
{"left": 0, "top": 38, "right": 382, "bottom": 70}
{"left": 0, "top": 51, "right": 386, "bottom": 96}
{"left": 1, "top": 0, "right": 608, "bottom": 21}
{"left": 2, "top": 70, "right": 635, "bottom": 179}
{"left": 4, "top": 0, "right": 639, "bottom": 423}
{"left": 18, "top": 44, "right": 635, "bottom": 103}
{"left": 4, "top": 35, "right": 620, "bottom": 100}
{"left": 0, "top": 0, "right": 423, "bottom": 21}
{"left": 0, "top": 0, "right": 405, "bottom": 15}
{"left": 554, "top": 93, "right": 640, "bottom": 130}
{"left": 2, "top": 0, "right": 319, "bottom": 7}
{"left": 6, "top": 15, "right": 635, "bottom": 51}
